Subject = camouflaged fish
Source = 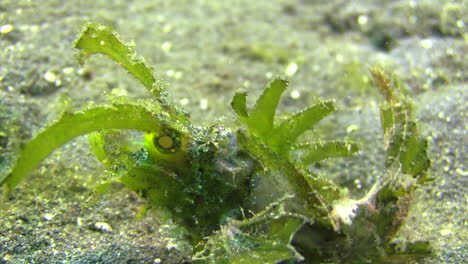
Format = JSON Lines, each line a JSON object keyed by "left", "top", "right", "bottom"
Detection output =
{"left": 1, "top": 22, "right": 431, "bottom": 263}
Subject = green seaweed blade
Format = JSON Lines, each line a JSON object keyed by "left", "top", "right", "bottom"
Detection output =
{"left": 230, "top": 218, "right": 303, "bottom": 264}
{"left": 246, "top": 79, "right": 287, "bottom": 137}
{"left": 74, "top": 22, "right": 189, "bottom": 124}
{"left": 370, "top": 69, "right": 431, "bottom": 246}
{"left": 193, "top": 214, "right": 303, "bottom": 264}
{"left": 231, "top": 79, "right": 348, "bottom": 221}
{"left": 372, "top": 69, "right": 430, "bottom": 182}
{"left": 267, "top": 101, "right": 336, "bottom": 154}
{"left": 74, "top": 22, "right": 156, "bottom": 92}
{"left": 297, "top": 141, "right": 359, "bottom": 164}
{"left": 3, "top": 104, "right": 162, "bottom": 191}
{"left": 230, "top": 91, "right": 249, "bottom": 119}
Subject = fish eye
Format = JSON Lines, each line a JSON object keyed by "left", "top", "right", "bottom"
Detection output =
{"left": 153, "top": 129, "right": 181, "bottom": 153}
{"left": 157, "top": 135, "right": 174, "bottom": 150}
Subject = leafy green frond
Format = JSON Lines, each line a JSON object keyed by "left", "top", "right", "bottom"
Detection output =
{"left": 232, "top": 81, "right": 347, "bottom": 224}
{"left": 74, "top": 22, "right": 190, "bottom": 124}
{"left": 230, "top": 91, "right": 249, "bottom": 119}
{"left": 88, "top": 132, "right": 110, "bottom": 168}
{"left": 379, "top": 106, "right": 394, "bottom": 145}
{"left": 371, "top": 68, "right": 430, "bottom": 182}
{"left": 246, "top": 79, "right": 288, "bottom": 136}
{"left": 236, "top": 130, "right": 344, "bottom": 223}
{"left": 2, "top": 103, "right": 164, "bottom": 191}
{"left": 383, "top": 112, "right": 430, "bottom": 181}
{"left": 267, "top": 101, "right": 336, "bottom": 153}
{"left": 74, "top": 22, "right": 156, "bottom": 92}
{"left": 229, "top": 217, "right": 303, "bottom": 264}
{"left": 88, "top": 129, "right": 143, "bottom": 170}
{"left": 193, "top": 198, "right": 304, "bottom": 263}
{"left": 295, "top": 140, "right": 359, "bottom": 164}
{"left": 232, "top": 80, "right": 339, "bottom": 158}
{"left": 366, "top": 68, "right": 431, "bottom": 243}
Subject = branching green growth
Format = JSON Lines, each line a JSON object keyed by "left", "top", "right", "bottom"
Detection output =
{"left": 232, "top": 80, "right": 339, "bottom": 155}
{"left": 1, "top": 23, "right": 431, "bottom": 263}
{"left": 371, "top": 68, "right": 430, "bottom": 182}
{"left": 370, "top": 68, "right": 432, "bottom": 245}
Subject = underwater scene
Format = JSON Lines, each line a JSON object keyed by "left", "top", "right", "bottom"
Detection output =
{"left": 0, "top": 0, "right": 466, "bottom": 263}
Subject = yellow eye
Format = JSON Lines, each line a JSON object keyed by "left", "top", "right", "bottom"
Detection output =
{"left": 152, "top": 128, "right": 182, "bottom": 154}
{"left": 157, "top": 135, "right": 175, "bottom": 151}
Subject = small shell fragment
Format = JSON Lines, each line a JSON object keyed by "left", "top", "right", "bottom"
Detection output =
{"left": 0, "top": 24, "right": 13, "bottom": 34}
{"left": 285, "top": 62, "right": 298, "bottom": 76}
{"left": 94, "top": 222, "right": 112, "bottom": 232}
